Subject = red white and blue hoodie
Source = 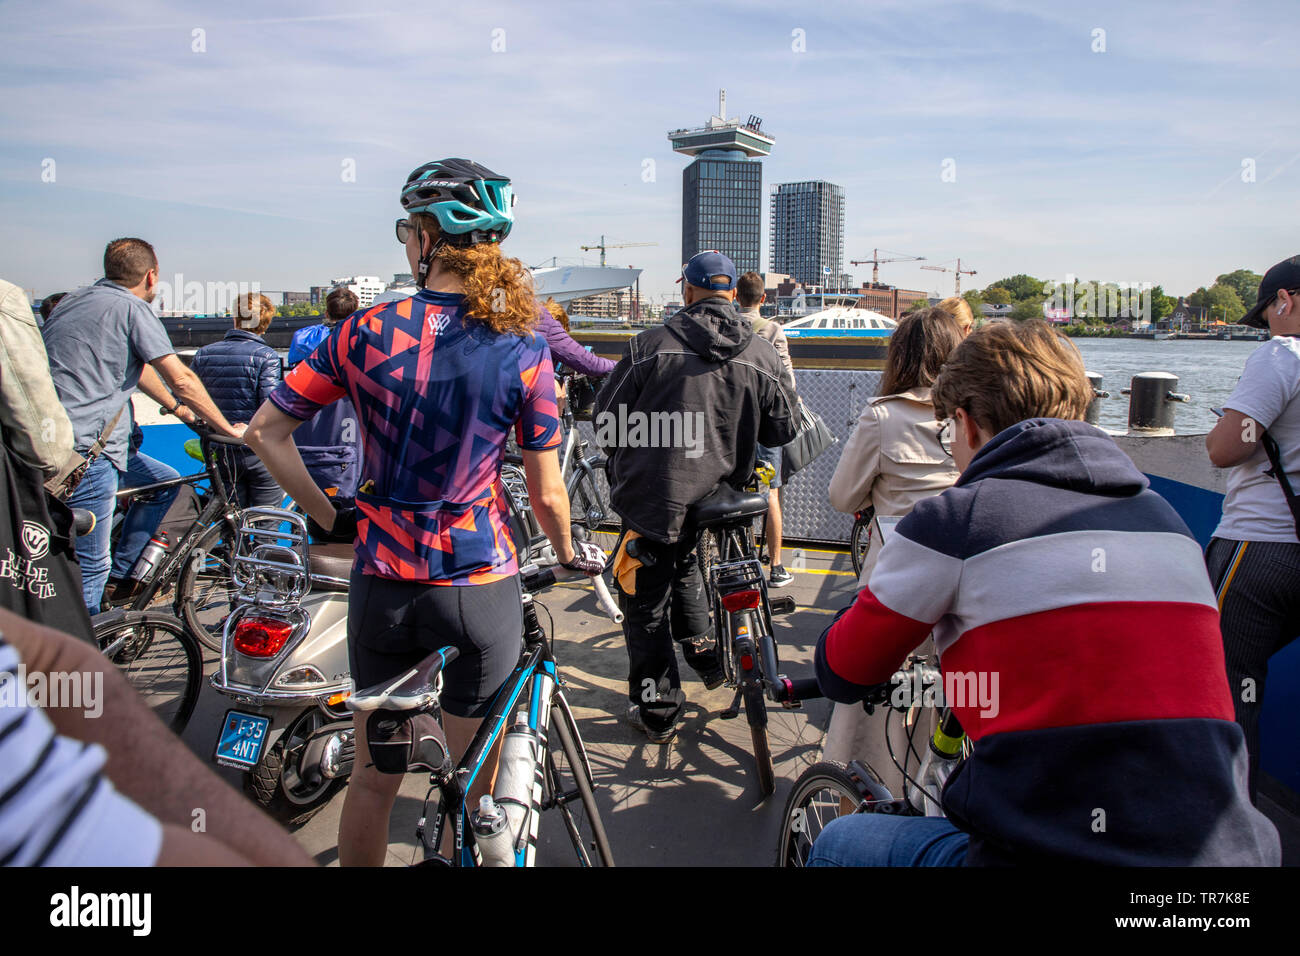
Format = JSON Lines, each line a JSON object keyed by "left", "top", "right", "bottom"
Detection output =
{"left": 816, "top": 418, "right": 1280, "bottom": 865}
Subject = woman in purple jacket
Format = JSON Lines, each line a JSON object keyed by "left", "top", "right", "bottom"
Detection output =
{"left": 539, "top": 298, "right": 615, "bottom": 379}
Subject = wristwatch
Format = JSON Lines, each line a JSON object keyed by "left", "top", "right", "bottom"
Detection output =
{"left": 170, "top": 398, "right": 184, "bottom": 415}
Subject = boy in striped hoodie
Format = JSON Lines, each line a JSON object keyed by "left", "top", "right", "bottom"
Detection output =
{"left": 812, "top": 320, "right": 1279, "bottom": 866}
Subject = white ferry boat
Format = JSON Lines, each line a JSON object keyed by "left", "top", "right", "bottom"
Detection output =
{"left": 780, "top": 305, "right": 897, "bottom": 338}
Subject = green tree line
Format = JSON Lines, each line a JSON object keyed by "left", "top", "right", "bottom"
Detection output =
{"left": 908, "top": 268, "right": 1263, "bottom": 326}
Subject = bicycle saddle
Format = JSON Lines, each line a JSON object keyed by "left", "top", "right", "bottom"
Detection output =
{"left": 349, "top": 646, "right": 461, "bottom": 712}
{"left": 308, "top": 541, "right": 353, "bottom": 591}
{"left": 687, "top": 483, "right": 769, "bottom": 529}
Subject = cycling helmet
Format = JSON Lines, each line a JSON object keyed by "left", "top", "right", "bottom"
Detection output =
{"left": 400, "top": 158, "right": 514, "bottom": 245}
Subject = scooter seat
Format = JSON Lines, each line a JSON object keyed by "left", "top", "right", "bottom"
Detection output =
{"left": 687, "top": 484, "right": 769, "bottom": 529}
{"left": 309, "top": 542, "right": 353, "bottom": 591}
{"left": 349, "top": 645, "right": 461, "bottom": 712}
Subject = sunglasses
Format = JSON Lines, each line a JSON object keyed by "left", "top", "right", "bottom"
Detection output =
{"left": 395, "top": 218, "right": 412, "bottom": 245}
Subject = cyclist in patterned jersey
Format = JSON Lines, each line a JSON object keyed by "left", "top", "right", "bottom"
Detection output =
{"left": 246, "top": 158, "right": 605, "bottom": 865}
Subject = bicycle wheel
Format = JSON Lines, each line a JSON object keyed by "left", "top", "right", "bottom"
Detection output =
{"left": 567, "top": 461, "right": 619, "bottom": 554}
{"left": 94, "top": 609, "right": 202, "bottom": 734}
{"left": 850, "top": 509, "right": 874, "bottom": 579}
{"left": 544, "top": 690, "right": 615, "bottom": 866}
{"left": 175, "top": 520, "right": 238, "bottom": 653}
{"left": 777, "top": 760, "right": 881, "bottom": 867}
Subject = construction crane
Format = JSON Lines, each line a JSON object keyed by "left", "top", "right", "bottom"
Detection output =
{"left": 920, "top": 258, "right": 977, "bottom": 295}
{"left": 850, "top": 249, "right": 926, "bottom": 286}
{"left": 580, "top": 235, "right": 658, "bottom": 268}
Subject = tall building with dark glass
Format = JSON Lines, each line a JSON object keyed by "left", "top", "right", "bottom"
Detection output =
{"left": 681, "top": 155, "right": 763, "bottom": 272}
{"left": 668, "top": 94, "right": 774, "bottom": 275}
{"left": 769, "top": 180, "right": 845, "bottom": 288}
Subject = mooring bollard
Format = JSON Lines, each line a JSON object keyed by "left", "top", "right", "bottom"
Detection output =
{"left": 1121, "top": 372, "right": 1190, "bottom": 435}
{"left": 1085, "top": 372, "right": 1109, "bottom": 426}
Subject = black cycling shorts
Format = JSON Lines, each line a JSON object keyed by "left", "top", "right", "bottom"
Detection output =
{"left": 347, "top": 569, "right": 523, "bottom": 719}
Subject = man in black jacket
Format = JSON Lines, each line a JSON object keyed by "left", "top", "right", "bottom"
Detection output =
{"left": 595, "top": 251, "right": 797, "bottom": 742}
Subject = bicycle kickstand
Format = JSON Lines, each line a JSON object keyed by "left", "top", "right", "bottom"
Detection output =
{"left": 720, "top": 685, "right": 743, "bottom": 720}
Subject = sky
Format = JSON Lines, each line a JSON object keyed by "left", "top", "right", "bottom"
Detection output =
{"left": 2, "top": 0, "right": 1298, "bottom": 304}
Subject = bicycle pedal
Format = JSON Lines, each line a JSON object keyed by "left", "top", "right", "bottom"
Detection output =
{"left": 769, "top": 595, "right": 796, "bottom": 615}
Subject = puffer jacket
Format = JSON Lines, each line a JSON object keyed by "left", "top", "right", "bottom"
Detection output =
{"left": 191, "top": 329, "right": 282, "bottom": 423}
{"left": 191, "top": 329, "right": 281, "bottom": 467}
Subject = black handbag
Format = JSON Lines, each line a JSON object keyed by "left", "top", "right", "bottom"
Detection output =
{"left": 0, "top": 440, "right": 94, "bottom": 643}
{"left": 781, "top": 399, "right": 837, "bottom": 481}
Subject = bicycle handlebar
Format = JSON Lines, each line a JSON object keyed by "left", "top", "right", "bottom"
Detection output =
{"left": 773, "top": 676, "right": 821, "bottom": 704}
{"left": 521, "top": 562, "right": 624, "bottom": 624}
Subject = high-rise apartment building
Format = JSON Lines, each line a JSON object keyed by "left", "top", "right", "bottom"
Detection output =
{"left": 769, "top": 180, "right": 845, "bottom": 288}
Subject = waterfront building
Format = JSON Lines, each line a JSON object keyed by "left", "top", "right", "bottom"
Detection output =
{"left": 263, "top": 291, "right": 312, "bottom": 307}
{"left": 330, "top": 275, "right": 386, "bottom": 308}
{"left": 568, "top": 288, "right": 652, "bottom": 323}
{"left": 668, "top": 91, "right": 773, "bottom": 274}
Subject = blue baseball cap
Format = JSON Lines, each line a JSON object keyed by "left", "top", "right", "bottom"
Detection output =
{"left": 679, "top": 250, "right": 738, "bottom": 291}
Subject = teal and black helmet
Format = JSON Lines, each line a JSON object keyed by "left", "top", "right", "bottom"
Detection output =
{"left": 400, "top": 158, "right": 514, "bottom": 245}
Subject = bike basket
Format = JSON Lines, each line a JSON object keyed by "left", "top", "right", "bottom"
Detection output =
{"left": 366, "top": 708, "right": 450, "bottom": 776}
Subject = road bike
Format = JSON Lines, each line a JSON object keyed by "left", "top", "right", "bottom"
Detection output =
{"left": 347, "top": 560, "right": 615, "bottom": 867}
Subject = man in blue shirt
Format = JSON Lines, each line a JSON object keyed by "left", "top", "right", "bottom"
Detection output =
{"left": 42, "top": 238, "right": 244, "bottom": 613}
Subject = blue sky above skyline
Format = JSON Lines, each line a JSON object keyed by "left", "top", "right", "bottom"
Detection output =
{"left": 2, "top": 0, "right": 1297, "bottom": 303}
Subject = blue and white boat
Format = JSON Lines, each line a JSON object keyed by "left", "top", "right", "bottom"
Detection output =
{"left": 780, "top": 306, "right": 897, "bottom": 339}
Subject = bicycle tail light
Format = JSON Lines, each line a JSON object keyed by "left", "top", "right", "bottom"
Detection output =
{"left": 721, "top": 589, "right": 761, "bottom": 613}
{"left": 233, "top": 616, "right": 295, "bottom": 658}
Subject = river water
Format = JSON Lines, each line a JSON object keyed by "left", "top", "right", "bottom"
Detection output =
{"left": 268, "top": 337, "right": 1258, "bottom": 436}
{"left": 1072, "top": 338, "right": 1261, "bottom": 435}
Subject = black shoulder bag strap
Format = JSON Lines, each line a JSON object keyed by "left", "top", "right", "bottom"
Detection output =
{"left": 85, "top": 400, "right": 130, "bottom": 464}
{"left": 1260, "top": 429, "right": 1300, "bottom": 540}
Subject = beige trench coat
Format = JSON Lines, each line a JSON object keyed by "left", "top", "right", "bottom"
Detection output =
{"left": 823, "top": 386, "right": 959, "bottom": 786}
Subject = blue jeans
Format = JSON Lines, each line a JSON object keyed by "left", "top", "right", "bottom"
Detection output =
{"left": 66, "top": 456, "right": 119, "bottom": 615}
{"left": 111, "top": 450, "right": 180, "bottom": 580}
{"left": 806, "top": 814, "right": 970, "bottom": 867}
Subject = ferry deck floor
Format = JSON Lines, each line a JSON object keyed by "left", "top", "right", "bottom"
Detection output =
{"left": 175, "top": 541, "right": 1300, "bottom": 867}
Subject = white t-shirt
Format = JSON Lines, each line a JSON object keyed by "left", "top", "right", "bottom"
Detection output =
{"left": 1213, "top": 336, "right": 1300, "bottom": 543}
{"left": 0, "top": 638, "right": 163, "bottom": 866}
